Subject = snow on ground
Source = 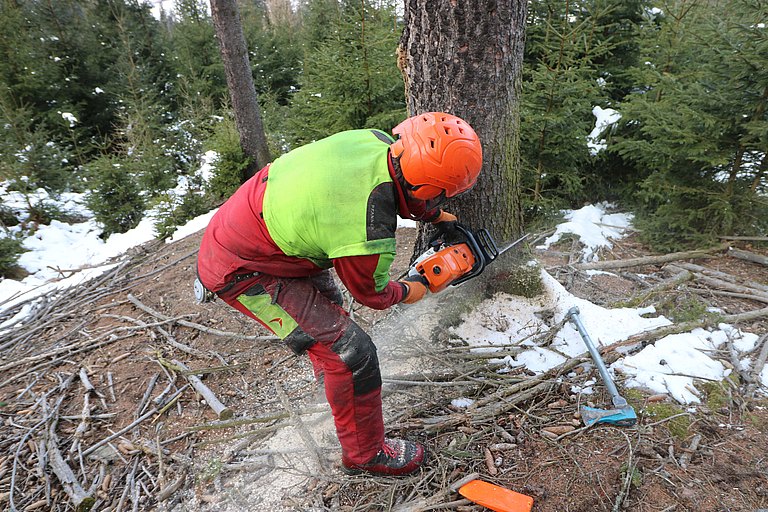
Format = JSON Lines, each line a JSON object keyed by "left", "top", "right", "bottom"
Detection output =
{"left": 537, "top": 202, "right": 633, "bottom": 262}
{"left": 2, "top": 179, "right": 766, "bottom": 401}
{"left": 454, "top": 270, "right": 766, "bottom": 404}
{"left": 456, "top": 205, "right": 767, "bottom": 403}
{"left": 0, "top": 151, "right": 218, "bottom": 325}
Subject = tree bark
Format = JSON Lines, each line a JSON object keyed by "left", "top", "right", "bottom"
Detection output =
{"left": 399, "top": 0, "right": 527, "bottom": 257}
{"left": 210, "top": 0, "right": 271, "bottom": 181}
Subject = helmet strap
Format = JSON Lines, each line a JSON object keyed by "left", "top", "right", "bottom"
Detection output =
{"left": 388, "top": 153, "right": 421, "bottom": 220}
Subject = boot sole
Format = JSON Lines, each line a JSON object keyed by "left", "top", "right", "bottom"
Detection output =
{"left": 340, "top": 465, "right": 363, "bottom": 476}
{"left": 341, "top": 448, "right": 428, "bottom": 477}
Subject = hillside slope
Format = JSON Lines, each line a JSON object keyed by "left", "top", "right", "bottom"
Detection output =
{"left": 1, "top": 228, "right": 767, "bottom": 512}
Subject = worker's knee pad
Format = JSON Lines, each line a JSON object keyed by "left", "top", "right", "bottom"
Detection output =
{"left": 331, "top": 323, "right": 381, "bottom": 395}
{"left": 284, "top": 326, "right": 316, "bottom": 355}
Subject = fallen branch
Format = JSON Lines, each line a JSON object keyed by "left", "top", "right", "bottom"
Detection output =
{"left": 46, "top": 425, "right": 95, "bottom": 512}
{"left": 41, "top": 389, "right": 95, "bottom": 512}
{"left": 172, "top": 360, "right": 233, "bottom": 420}
{"left": 690, "top": 288, "right": 768, "bottom": 305}
{"left": 103, "top": 313, "right": 210, "bottom": 358}
{"left": 127, "top": 294, "right": 277, "bottom": 341}
{"left": 276, "top": 383, "right": 327, "bottom": 474}
{"left": 719, "top": 236, "right": 768, "bottom": 242}
{"left": 687, "top": 273, "right": 768, "bottom": 300}
{"left": 155, "top": 473, "right": 186, "bottom": 502}
{"left": 82, "top": 386, "right": 187, "bottom": 459}
{"left": 405, "top": 355, "right": 587, "bottom": 432}
{"left": 606, "top": 307, "right": 768, "bottom": 356}
{"left": 669, "top": 262, "right": 768, "bottom": 294}
{"left": 392, "top": 473, "right": 479, "bottom": 512}
{"left": 746, "top": 334, "right": 768, "bottom": 397}
{"left": 615, "top": 269, "right": 693, "bottom": 307}
{"left": 678, "top": 433, "right": 702, "bottom": 469}
{"left": 728, "top": 248, "right": 768, "bottom": 266}
{"left": 571, "top": 244, "right": 726, "bottom": 271}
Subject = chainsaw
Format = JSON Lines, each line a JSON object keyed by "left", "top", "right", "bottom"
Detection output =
{"left": 407, "top": 224, "right": 529, "bottom": 293}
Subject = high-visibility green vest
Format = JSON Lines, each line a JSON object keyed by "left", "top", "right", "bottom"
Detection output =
{"left": 263, "top": 129, "right": 398, "bottom": 291}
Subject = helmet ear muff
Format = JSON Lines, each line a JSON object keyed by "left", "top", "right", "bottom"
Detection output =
{"left": 390, "top": 138, "right": 405, "bottom": 160}
{"left": 409, "top": 184, "right": 442, "bottom": 201}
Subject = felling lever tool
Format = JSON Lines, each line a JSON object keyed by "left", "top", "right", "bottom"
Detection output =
{"left": 566, "top": 306, "right": 638, "bottom": 427}
{"left": 408, "top": 224, "right": 529, "bottom": 293}
{"left": 448, "top": 473, "right": 534, "bottom": 512}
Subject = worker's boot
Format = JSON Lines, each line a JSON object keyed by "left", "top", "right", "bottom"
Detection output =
{"left": 342, "top": 438, "right": 426, "bottom": 476}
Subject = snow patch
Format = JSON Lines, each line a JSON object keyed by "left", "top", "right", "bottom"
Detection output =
{"left": 587, "top": 106, "right": 621, "bottom": 155}
{"left": 538, "top": 203, "right": 633, "bottom": 262}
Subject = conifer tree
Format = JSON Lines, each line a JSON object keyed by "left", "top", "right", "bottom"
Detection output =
{"left": 610, "top": 0, "right": 768, "bottom": 249}
{"left": 106, "top": 0, "right": 177, "bottom": 194}
{"left": 168, "top": 0, "right": 227, "bottom": 120}
{"left": 286, "top": 0, "right": 405, "bottom": 145}
{"left": 520, "top": 0, "right": 621, "bottom": 219}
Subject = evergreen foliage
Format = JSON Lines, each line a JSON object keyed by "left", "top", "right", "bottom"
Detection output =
{"left": 1, "top": 0, "right": 766, "bottom": 251}
{"left": 520, "top": 0, "right": 630, "bottom": 220}
{"left": 609, "top": 0, "right": 768, "bottom": 249}
{"left": 0, "top": 235, "right": 24, "bottom": 278}
{"left": 168, "top": 0, "right": 227, "bottom": 118}
{"left": 204, "top": 117, "right": 251, "bottom": 201}
{"left": 152, "top": 187, "right": 209, "bottom": 240}
{"left": 286, "top": 0, "right": 406, "bottom": 146}
{"left": 84, "top": 155, "right": 145, "bottom": 237}
{"left": 241, "top": 2, "right": 301, "bottom": 106}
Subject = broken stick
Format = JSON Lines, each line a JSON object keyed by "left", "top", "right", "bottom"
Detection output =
{"left": 172, "top": 360, "right": 233, "bottom": 420}
{"left": 46, "top": 423, "right": 95, "bottom": 511}
{"left": 679, "top": 434, "right": 702, "bottom": 469}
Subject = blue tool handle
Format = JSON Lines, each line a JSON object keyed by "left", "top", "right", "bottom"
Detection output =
{"left": 566, "top": 307, "right": 627, "bottom": 408}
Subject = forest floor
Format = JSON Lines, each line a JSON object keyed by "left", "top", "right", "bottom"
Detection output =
{"left": 1, "top": 226, "right": 767, "bottom": 512}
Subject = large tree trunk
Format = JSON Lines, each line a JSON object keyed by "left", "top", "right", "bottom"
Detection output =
{"left": 398, "top": 0, "right": 527, "bottom": 256}
{"left": 210, "top": 0, "right": 271, "bottom": 182}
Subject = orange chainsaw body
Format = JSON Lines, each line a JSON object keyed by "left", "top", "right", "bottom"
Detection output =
{"left": 415, "top": 243, "right": 477, "bottom": 293}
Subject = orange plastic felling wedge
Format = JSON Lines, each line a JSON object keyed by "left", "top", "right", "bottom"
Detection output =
{"left": 458, "top": 480, "right": 534, "bottom": 512}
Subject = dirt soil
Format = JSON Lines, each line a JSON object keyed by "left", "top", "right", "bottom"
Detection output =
{"left": 1, "top": 228, "right": 767, "bottom": 512}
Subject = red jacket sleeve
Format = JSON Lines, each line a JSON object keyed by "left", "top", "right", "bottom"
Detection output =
{"left": 334, "top": 254, "right": 406, "bottom": 310}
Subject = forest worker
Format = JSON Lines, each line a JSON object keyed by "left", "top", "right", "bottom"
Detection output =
{"left": 195, "top": 112, "right": 482, "bottom": 476}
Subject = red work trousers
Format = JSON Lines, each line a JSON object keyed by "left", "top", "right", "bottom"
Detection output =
{"left": 223, "top": 271, "right": 384, "bottom": 465}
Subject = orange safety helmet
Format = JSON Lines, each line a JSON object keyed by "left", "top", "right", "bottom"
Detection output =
{"left": 390, "top": 112, "right": 482, "bottom": 201}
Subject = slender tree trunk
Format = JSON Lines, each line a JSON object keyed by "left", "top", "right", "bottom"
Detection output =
{"left": 210, "top": 0, "right": 271, "bottom": 182}
{"left": 398, "top": 0, "right": 527, "bottom": 256}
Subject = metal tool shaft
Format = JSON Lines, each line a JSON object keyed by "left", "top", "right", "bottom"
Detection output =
{"left": 567, "top": 307, "right": 627, "bottom": 408}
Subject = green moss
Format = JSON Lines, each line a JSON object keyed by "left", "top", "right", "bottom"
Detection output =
{"left": 620, "top": 462, "right": 643, "bottom": 488}
{"left": 644, "top": 402, "right": 691, "bottom": 440}
{"left": 744, "top": 410, "right": 766, "bottom": 429}
{"left": 656, "top": 294, "right": 712, "bottom": 323}
{"left": 699, "top": 378, "right": 737, "bottom": 411}
{"left": 485, "top": 260, "right": 544, "bottom": 299}
{"left": 198, "top": 458, "right": 224, "bottom": 483}
{"left": 623, "top": 388, "right": 646, "bottom": 408}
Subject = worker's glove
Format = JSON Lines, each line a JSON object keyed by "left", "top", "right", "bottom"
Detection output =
{"left": 400, "top": 275, "right": 428, "bottom": 304}
{"left": 430, "top": 210, "right": 460, "bottom": 244}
